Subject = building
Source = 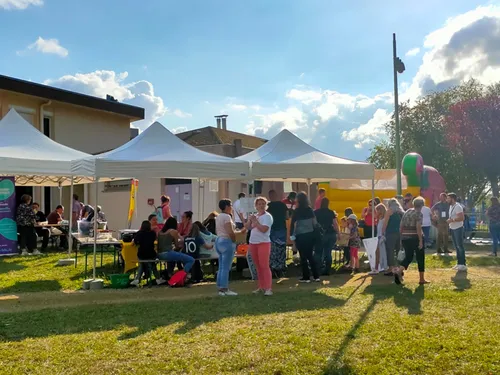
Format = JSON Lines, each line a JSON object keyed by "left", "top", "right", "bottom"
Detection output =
{"left": 0, "top": 74, "right": 161, "bottom": 230}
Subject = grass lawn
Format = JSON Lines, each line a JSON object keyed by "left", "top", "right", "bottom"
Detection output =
{"left": 0, "top": 249, "right": 499, "bottom": 374}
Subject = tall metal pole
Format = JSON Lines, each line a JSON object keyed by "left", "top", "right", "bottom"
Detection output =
{"left": 393, "top": 33, "right": 402, "bottom": 196}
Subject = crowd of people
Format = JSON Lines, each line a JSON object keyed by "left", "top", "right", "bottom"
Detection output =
{"left": 128, "top": 188, "right": 482, "bottom": 296}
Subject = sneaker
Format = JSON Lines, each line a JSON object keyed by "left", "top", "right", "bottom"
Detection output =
{"left": 368, "top": 270, "right": 378, "bottom": 276}
{"left": 21, "top": 250, "right": 29, "bottom": 256}
{"left": 224, "top": 290, "right": 238, "bottom": 296}
{"left": 252, "top": 289, "right": 263, "bottom": 294}
{"left": 32, "top": 249, "right": 42, "bottom": 256}
{"left": 299, "top": 278, "right": 311, "bottom": 283}
{"left": 218, "top": 291, "right": 226, "bottom": 296}
{"left": 457, "top": 265, "right": 468, "bottom": 272}
{"left": 156, "top": 278, "right": 166, "bottom": 285}
{"left": 313, "top": 278, "right": 321, "bottom": 282}
{"left": 130, "top": 279, "right": 140, "bottom": 287}
{"left": 488, "top": 253, "right": 497, "bottom": 257}
{"left": 452, "top": 265, "right": 459, "bottom": 270}
{"left": 264, "top": 289, "right": 273, "bottom": 296}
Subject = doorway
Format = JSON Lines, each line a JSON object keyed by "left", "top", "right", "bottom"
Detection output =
{"left": 165, "top": 179, "right": 192, "bottom": 221}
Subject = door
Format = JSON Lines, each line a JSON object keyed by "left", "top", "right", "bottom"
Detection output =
{"left": 165, "top": 184, "right": 192, "bottom": 221}
{"left": 165, "top": 185, "right": 181, "bottom": 221}
{"left": 179, "top": 184, "right": 192, "bottom": 217}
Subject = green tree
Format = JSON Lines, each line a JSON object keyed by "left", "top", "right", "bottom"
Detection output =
{"left": 368, "top": 80, "right": 488, "bottom": 203}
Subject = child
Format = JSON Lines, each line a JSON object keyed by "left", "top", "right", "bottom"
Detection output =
{"left": 131, "top": 220, "right": 166, "bottom": 286}
{"left": 347, "top": 214, "right": 361, "bottom": 272}
{"left": 339, "top": 217, "right": 351, "bottom": 265}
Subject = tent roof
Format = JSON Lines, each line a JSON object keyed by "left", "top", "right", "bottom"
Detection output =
{"left": 0, "top": 109, "right": 94, "bottom": 186}
{"left": 71, "top": 122, "right": 250, "bottom": 180}
{"left": 237, "top": 129, "right": 374, "bottom": 181}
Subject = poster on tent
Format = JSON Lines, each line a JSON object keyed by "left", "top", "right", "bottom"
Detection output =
{"left": 0, "top": 177, "right": 18, "bottom": 255}
{"left": 362, "top": 237, "right": 378, "bottom": 271}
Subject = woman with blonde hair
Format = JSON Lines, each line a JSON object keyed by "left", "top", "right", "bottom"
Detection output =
{"left": 394, "top": 196, "right": 429, "bottom": 285}
{"left": 245, "top": 197, "right": 274, "bottom": 295}
{"left": 382, "top": 198, "right": 404, "bottom": 276}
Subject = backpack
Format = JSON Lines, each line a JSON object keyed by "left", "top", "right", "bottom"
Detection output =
{"left": 168, "top": 270, "right": 187, "bottom": 287}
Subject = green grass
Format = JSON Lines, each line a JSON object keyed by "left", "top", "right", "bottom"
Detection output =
{"left": 0, "top": 246, "right": 499, "bottom": 293}
{"left": 1, "top": 249, "right": 500, "bottom": 374}
{"left": 1, "top": 272, "right": 500, "bottom": 374}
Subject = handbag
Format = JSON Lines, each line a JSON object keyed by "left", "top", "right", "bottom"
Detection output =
{"left": 397, "top": 248, "right": 406, "bottom": 262}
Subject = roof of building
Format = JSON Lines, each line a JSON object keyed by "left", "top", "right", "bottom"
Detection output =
{"left": 0, "top": 74, "right": 144, "bottom": 120}
{"left": 177, "top": 126, "right": 267, "bottom": 149}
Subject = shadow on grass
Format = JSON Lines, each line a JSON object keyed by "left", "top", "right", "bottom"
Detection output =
{"left": 451, "top": 271, "right": 472, "bottom": 292}
{"left": 322, "top": 282, "right": 426, "bottom": 374}
{"left": 0, "top": 280, "right": 62, "bottom": 294}
{"left": 0, "top": 289, "right": 345, "bottom": 342}
{"left": 0, "top": 259, "right": 27, "bottom": 274}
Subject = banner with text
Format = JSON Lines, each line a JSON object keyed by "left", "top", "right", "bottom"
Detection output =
{"left": 0, "top": 177, "right": 18, "bottom": 255}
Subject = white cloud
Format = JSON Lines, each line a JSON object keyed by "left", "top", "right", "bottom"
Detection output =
{"left": 286, "top": 88, "right": 322, "bottom": 104}
{"left": 344, "top": 5, "right": 500, "bottom": 149}
{"left": 403, "top": 5, "right": 500, "bottom": 101}
{"left": 18, "top": 37, "right": 68, "bottom": 57}
{"left": 172, "top": 127, "right": 188, "bottom": 134}
{"left": 173, "top": 109, "right": 192, "bottom": 118}
{"left": 44, "top": 70, "right": 171, "bottom": 130}
{"left": 0, "top": 0, "right": 42, "bottom": 10}
{"left": 405, "top": 47, "right": 421, "bottom": 57}
{"left": 341, "top": 109, "right": 392, "bottom": 148}
{"left": 228, "top": 104, "right": 247, "bottom": 111}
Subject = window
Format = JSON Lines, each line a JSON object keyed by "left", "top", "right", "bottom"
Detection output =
{"left": 43, "top": 117, "right": 50, "bottom": 138}
{"left": 44, "top": 187, "right": 51, "bottom": 213}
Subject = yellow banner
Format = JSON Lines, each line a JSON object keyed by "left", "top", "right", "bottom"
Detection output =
{"left": 127, "top": 179, "right": 138, "bottom": 228}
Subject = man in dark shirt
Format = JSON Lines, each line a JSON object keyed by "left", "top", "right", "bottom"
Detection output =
{"left": 32, "top": 202, "right": 49, "bottom": 252}
{"left": 47, "top": 205, "right": 69, "bottom": 250}
{"left": 432, "top": 193, "right": 450, "bottom": 254}
{"left": 47, "top": 205, "right": 64, "bottom": 224}
{"left": 267, "top": 190, "right": 289, "bottom": 277}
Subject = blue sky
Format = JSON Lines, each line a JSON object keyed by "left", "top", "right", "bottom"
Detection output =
{"left": 1, "top": 0, "right": 498, "bottom": 161}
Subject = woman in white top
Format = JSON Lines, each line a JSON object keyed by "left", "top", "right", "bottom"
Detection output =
{"left": 215, "top": 199, "right": 245, "bottom": 296}
{"left": 245, "top": 197, "right": 274, "bottom": 296}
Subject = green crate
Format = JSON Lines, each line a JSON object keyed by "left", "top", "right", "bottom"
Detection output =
{"left": 109, "top": 273, "right": 130, "bottom": 289}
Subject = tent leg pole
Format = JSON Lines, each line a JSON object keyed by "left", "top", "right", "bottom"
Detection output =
{"left": 68, "top": 177, "right": 74, "bottom": 256}
{"left": 372, "top": 177, "right": 375, "bottom": 238}
{"left": 93, "top": 177, "right": 99, "bottom": 280}
{"left": 307, "top": 179, "right": 311, "bottom": 197}
{"left": 58, "top": 183, "right": 63, "bottom": 205}
{"left": 197, "top": 179, "right": 201, "bottom": 222}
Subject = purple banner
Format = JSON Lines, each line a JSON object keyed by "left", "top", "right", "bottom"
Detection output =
{"left": 0, "top": 177, "right": 18, "bottom": 255}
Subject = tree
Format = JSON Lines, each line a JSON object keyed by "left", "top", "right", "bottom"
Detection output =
{"left": 368, "top": 80, "right": 487, "bottom": 202}
{"left": 444, "top": 96, "right": 500, "bottom": 196}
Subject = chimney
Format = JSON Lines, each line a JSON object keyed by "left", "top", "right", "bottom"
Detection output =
{"left": 221, "top": 115, "right": 228, "bottom": 130}
{"left": 234, "top": 138, "right": 243, "bottom": 156}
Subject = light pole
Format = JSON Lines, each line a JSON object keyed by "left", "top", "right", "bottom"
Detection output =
{"left": 393, "top": 33, "right": 405, "bottom": 196}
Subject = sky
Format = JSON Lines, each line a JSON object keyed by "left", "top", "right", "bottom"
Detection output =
{"left": 1, "top": 0, "right": 499, "bottom": 161}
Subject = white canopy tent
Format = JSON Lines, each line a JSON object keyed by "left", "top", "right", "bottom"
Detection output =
{"left": 71, "top": 121, "right": 250, "bottom": 180}
{"left": 71, "top": 121, "right": 250, "bottom": 280}
{"left": 237, "top": 129, "right": 375, "bottom": 182}
{"left": 238, "top": 129, "right": 377, "bottom": 238}
{"left": 0, "top": 109, "right": 94, "bottom": 186}
{"left": 0, "top": 108, "right": 103, "bottom": 255}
